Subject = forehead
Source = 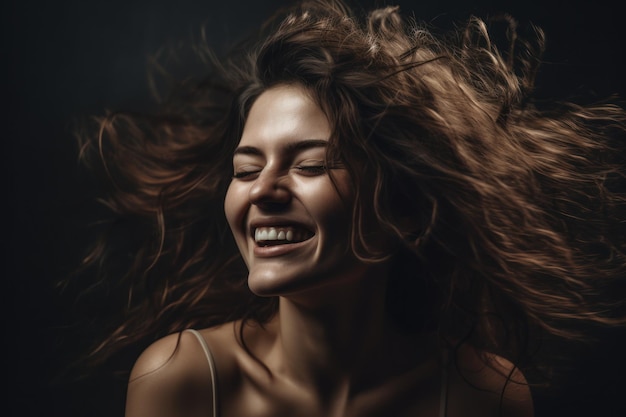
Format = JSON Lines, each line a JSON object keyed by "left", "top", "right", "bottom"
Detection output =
{"left": 238, "top": 84, "right": 331, "bottom": 149}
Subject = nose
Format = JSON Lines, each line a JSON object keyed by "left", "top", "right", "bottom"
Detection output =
{"left": 248, "top": 169, "right": 292, "bottom": 209}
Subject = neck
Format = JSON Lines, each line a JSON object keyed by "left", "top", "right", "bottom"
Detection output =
{"left": 266, "top": 264, "right": 429, "bottom": 397}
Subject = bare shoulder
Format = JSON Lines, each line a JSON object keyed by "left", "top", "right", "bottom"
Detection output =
{"left": 125, "top": 323, "right": 241, "bottom": 417}
{"left": 448, "top": 344, "right": 534, "bottom": 417}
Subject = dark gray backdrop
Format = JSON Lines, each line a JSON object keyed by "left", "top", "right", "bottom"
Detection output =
{"left": 5, "top": 1, "right": 625, "bottom": 416}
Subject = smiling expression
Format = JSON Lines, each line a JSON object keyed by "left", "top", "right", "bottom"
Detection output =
{"left": 224, "top": 84, "right": 367, "bottom": 297}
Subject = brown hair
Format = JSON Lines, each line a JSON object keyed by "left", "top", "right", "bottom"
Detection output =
{"left": 71, "top": 0, "right": 626, "bottom": 378}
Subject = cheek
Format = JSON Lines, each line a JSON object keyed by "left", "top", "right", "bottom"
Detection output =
{"left": 224, "top": 184, "right": 246, "bottom": 233}
{"left": 306, "top": 175, "right": 354, "bottom": 233}
{"left": 323, "top": 171, "right": 354, "bottom": 214}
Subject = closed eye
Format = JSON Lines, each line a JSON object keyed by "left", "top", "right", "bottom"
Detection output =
{"left": 295, "top": 165, "right": 326, "bottom": 176}
{"left": 233, "top": 170, "right": 261, "bottom": 179}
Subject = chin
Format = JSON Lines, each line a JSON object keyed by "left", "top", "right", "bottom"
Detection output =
{"left": 246, "top": 266, "right": 301, "bottom": 297}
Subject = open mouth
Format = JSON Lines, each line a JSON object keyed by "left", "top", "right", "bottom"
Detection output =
{"left": 253, "top": 226, "right": 314, "bottom": 247}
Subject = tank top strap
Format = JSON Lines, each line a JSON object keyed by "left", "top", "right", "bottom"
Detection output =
{"left": 185, "top": 329, "right": 219, "bottom": 417}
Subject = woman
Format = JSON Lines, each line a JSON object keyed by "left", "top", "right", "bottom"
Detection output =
{"left": 74, "top": 1, "right": 626, "bottom": 416}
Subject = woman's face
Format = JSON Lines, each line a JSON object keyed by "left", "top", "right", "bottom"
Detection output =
{"left": 224, "top": 84, "right": 365, "bottom": 297}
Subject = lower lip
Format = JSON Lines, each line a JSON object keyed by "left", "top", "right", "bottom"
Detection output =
{"left": 253, "top": 238, "right": 313, "bottom": 258}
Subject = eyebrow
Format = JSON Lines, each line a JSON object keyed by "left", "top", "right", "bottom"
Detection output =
{"left": 233, "top": 139, "right": 328, "bottom": 157}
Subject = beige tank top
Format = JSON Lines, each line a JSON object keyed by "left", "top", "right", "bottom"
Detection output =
{"left": 186, "top": 329, "right": 219, "bottom": 417}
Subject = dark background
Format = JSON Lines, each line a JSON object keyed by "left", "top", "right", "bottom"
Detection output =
{"left": 5, "top": 0, "right": 625, "bottom": 416}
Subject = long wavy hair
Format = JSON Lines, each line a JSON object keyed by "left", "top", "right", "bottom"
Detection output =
{"left": 69, "top": 0, "right": 626, "bottom": 380}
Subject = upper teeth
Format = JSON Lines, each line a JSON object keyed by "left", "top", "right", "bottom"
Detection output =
{"left": 254, "top": 227, "right": 302, "bottom": 242}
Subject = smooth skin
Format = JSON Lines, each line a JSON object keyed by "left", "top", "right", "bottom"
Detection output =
{"left": 125, "top": 84, "right": 534, "bottom": 417}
